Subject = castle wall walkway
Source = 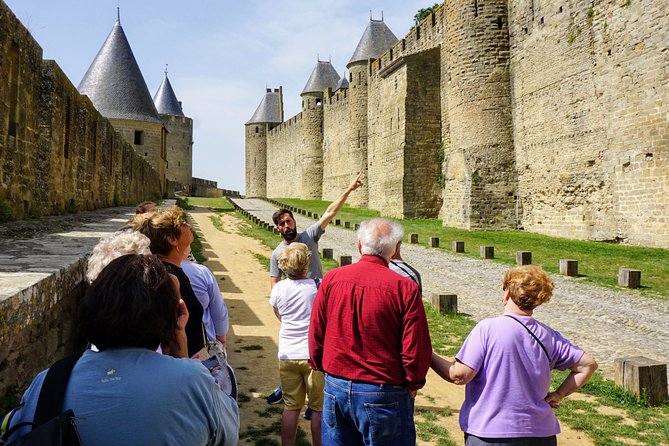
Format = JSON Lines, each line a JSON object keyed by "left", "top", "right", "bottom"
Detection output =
{"left": 232, "top": 198, "right": 669, "bottom": 382}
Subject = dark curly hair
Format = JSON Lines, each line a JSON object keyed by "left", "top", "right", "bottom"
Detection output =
{"left": 80, "top": 254, "right": 179, "bottom": 350}
{"left": 272, "top": 208, "right": 294, "bottom": 226}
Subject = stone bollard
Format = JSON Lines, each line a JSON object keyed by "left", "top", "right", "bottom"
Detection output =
{"left": 452, "top": 241, "right": 465, "bottom": 253}
{"left": 431, "top": 293, "right": 457, "bottom": 314}
{"left": 429, "top": 237, "right": 439, "bottom": 248}
{"left": 322, "top": 248, "right": 333, "bottom": 259}
{"left": 334, "top": 219, "right": 341, "bottom": 226}
{"left": 559, "top": 259, "right": 579, "bottom": 276}
{"left": 516, "top": 251, "right": 532, "bottom": 265}
{"left": 307, "top": 211, "right": 312, "bottom": 217}
{"left": 480, "top": 246, "right": 494, "bottom": 259}
{"left": 409, "top": 233, "right": 419, "bottom": 244}
{"left": 354, "top": 224, "right": 360, "bottom": 231}
{"left": 339, "top": 255, "right": 352, "bottom": 266}
{"left": 618, "top": 268, "right": 641, "bottom": 289}
{"left": 614, "top": 357, "right": 668, "bottom": 406}
{"left": 344, "top": 221, "right": 351, "bottom": 229}
{"left": 313, "top": 213, "right": 319, "bottom": 219}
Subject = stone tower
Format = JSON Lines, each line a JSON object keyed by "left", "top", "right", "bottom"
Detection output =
{"left": 347, "top": 17, "right": 398, "bottom": 207}
{"left": 300, "top": 60, "right": 340, "bottom": 199}
{"left": 78, "top": 12, "right": 167, "bottom": 194}
{"left": 153, "top": 69, "right": 193, "bottom": 193}
{"left": 245, "top": 88, "right": 283, "bottom": 197}
{"left": 442, "top": 0, "right": 516, "bottom": 229}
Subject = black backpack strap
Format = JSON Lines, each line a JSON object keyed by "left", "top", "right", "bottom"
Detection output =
{"left": 504, "top": 315, "right": 551, "bottom": 365}
{"left": 33, "top": 351, "right": 84, "bottom": 425}
{"left": 314, "top": 278, "right": 321, "bottom": 289}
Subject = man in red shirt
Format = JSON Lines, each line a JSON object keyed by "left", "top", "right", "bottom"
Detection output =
{"left": 309, "top": 218, "right": 432, "bottom": 446}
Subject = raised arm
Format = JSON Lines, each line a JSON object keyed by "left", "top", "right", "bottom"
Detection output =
{"left": 545, "top": 352, "right": 598, "bottom": 408}
{"left": 318, "top": 172, "right": 363, "bottom": 230}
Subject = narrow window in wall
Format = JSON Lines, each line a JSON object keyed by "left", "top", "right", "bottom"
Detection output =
{"left": 134, "top": 130, "right": 144, "bottom": 145}
{"left": 474, "top": 0, "right": 478, "bottom": 17}
{"left": 316, "top": 98, "right": 322, "bottom": 107}
{"left": 64, "top": 97, "right": 71, "bottom": 159}
{"left": 255, "top": 126, "right": 259, "bottom": 133}
{"left": 498, "top": 17, "right": 503, "bottom": 29}
{"left": 390, "top": 117, "right": 393, "bottom": 131}
{"left": 358, "top": 72, "right": 362, "bottom": 84}
{"left": 109, "top": 135, "right": 114, "bottom": 176}
{"left": 390, "top": 48, "right": 394, "bottom": 61}
{"left": 395, "top": 77, "right": 398, "bottom": 90}
{"left": 416, "top": 26, "right": 421, "bottom": 39}
{"left": 161, "top": 128, "right": 167, "bottom": 159}
{"left": 178, "top": 161, "right": 181, "bottom": 167}
{"left": 397, "top": 108, "right": 400, "bottom": 129}
{"left": 349, "top": 72, "right": 353, "bottom": 82}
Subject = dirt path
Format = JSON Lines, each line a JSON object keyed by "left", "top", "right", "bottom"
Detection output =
{"left": 187, "top": 207, "right": 594, "bottom": 446}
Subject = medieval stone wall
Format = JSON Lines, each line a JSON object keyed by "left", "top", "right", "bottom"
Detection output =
{"left": 266, "top": 114, "right": 303, "bottom": 198}
{"left": 322, "top": 88, "right": 354, "bottom": 202}
{"left": 245, "top": 123, "right": 268, "bottom": 197}
{"left": 509, "top": 0, "right": 669, "bottom": 247}
{"left": 163, "top": 114, "right": 193, "bottom": 193}
{"left": 0, "top": 1, "right": 162, "bottom": 219}
{"left": 250, "top": 0, "right": 668, "bottom": 248}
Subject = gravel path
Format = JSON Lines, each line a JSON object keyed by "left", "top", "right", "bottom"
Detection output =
{"left": 232, "top": 198, "right": 669, "bottom": 380}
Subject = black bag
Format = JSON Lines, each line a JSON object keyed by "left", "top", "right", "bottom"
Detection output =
{"left": 1, "top": 352, "right": 84, "bottom": 445}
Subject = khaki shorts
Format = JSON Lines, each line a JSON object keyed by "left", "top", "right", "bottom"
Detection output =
{"left": 279, "top": 359, "right": 324, "bottom": 411}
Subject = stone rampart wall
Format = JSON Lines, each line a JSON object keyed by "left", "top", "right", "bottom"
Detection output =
{"left": 266, "top": 113, "right": 303, "bottom": 198}
{"left": 163, "top": 114, "right": 193, "bottom": 193}
{"left": 252, "top": 0, "right": 668, "bottom": 247}
{"left": 322, "top": 88, "right": 354, "bottom": 202}
{"left": 0, "top": 1, "right": 162, "bottom": 219}
{"left": 509, "top": 0, "right": 669, "bottom": 246}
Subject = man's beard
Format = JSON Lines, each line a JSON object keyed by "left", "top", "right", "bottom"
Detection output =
{"left": 282, "top": 228, "right": 297, "bottom": 241}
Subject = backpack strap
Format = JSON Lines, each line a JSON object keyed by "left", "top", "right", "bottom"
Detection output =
{"left": 313, "top": 278, "right": 321, "bottom": 289}
{"left": 33, "top": 351, "right": 84, "bottom": 425}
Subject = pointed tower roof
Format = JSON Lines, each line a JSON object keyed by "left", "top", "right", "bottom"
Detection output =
{"left": 348, "top": 18, "right": 398, "bottom": 66}
{"left": 301, "top": 60, "right": 340, "bottom": 96}
{"left": 153, "top": 69, "right": 184, "bottom": 116}
{"left": 78, "top": 16, "right": 162, "bottom": 124}
{"left": 246, "top": 89, "right": 283, "bottom": 125}
{"left": 335, "top": 75, "right": 349, "bottom": 91}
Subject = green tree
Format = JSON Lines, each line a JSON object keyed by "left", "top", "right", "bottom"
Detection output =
{"left": 414, "top": 3, "right": 440, "bottom": 27}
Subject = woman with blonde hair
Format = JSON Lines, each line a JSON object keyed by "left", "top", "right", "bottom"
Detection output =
{"left": 431, "top": 265, "right": 598, "bottom": 446}
{"left": 132, "top": 206, "right": 206, "bottom": 357}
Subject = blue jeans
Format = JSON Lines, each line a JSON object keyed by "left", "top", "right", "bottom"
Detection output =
{"left": 322, "top": 374, "right": 415, "bottom": 446}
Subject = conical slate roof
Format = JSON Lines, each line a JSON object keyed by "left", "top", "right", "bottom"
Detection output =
{"left": 246, "top": 89, "right": 282, "bottom": 125}
{"left": 153, "top": 72, "right": 184, "bottom": 116}
{"left": 78, "top": 19, "right": 162, "bottom": 124}
{"left": 301, "top": 60, "right": 340, "bottom": 96}
{"left": 348, "top": 19, "right": 398, "bottom": 66}
{"left": 335, "top": 76, "right": 349, "bottom": 91}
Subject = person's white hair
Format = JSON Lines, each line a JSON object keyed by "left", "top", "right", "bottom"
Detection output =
{"left": 357, "top": 219, "right": 403, "bottom": 260}
{"left": 86, "top": 230, "right": 152, "bottom": 283}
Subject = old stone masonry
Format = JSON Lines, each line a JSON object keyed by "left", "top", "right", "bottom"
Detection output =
{"left": 245, "top": 0, "right": 669, "bottom": 249}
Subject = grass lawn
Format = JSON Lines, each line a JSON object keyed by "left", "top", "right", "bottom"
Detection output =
{"left": 274, "top": 198, "right": 669, "bottom": 299}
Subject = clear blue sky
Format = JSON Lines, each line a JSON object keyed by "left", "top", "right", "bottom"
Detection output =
{"left": 5, "top": 0, "right": 429, "bottom": 192}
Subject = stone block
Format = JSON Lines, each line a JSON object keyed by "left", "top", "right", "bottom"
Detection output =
{"left": 429, "top": 237, "right": 439, "bottom": 248}
{"left": 335, "top": 219, "right": 341, "bottom": 226}
{"left": 559, "top": 259, "right": 579, "bottom": 276}
{"left": 516, "top": 251, "right": 532, "bottom": 265}
{"left": 409, "top": 233, "right": 419, "bottom": 244}
{"left": 339, "top": 255, "right": 352, "bottom": 266}
{"left": 322, "top": 248, "right": 333, "bottom": 259}
{"left": 344, "top": 221, "right": 351, "bottom": 229}
{"left": 354, "top": 224, "right": 360, "bottom": 231}
{"left": 452, "top": 240, "right": 465, "bottom": 253}
{"left": 614, "top": 357, "right": 668, "bottom": 406}
{"left": 313, "top": 213, "right": 319, "bottom": 219}
{"left": 480, "top": 246, "right": 494, "bottom": 259}
{"left": 618, "top": 268, "right": 641, "bottom": 289}
{"left": 307, "top": 211, "right": 312, "bottom": 217}
{"left": 431, "top": 293, "right": 457, "bottom": 314}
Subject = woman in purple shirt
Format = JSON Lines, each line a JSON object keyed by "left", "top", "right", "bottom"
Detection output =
{"left": 431, "top": 265, "right": 598, "bottom": 446}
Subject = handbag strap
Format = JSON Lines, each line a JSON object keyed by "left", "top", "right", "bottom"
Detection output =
{"left": 33, "top": 351, "right": 84, "bottom": 425}
{"left": 504, "top": 315, "right": 551, "bottom": 365}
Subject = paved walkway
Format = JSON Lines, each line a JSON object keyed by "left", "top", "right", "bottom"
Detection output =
{"left": 231, "top": 198, "right": 669, "bottom": 380}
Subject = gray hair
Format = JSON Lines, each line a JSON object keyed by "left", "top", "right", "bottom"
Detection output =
{"left": 357, "top": 219, "right": 403, "bottom": 260}
{"left": 86, "top": 230, "right": 152, "bottom": 283}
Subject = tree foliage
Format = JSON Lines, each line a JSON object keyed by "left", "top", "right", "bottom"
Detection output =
{"left": 414, "top": 3, "right": 440, "bottom": 27}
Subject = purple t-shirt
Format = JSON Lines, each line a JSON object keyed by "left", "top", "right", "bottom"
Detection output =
{"left": 455, "top": 314, "right": 584, "bottom": 438}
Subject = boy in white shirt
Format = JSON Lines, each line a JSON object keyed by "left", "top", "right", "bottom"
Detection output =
{"left": 269, "top": 243, "right": 323, "bottom": 446}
